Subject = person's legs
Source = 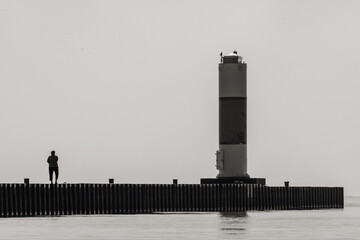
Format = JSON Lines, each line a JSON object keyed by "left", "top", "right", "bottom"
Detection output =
{"left": 54, "top": 167, "right": 59, "bottom": 183}
{"left": 49, "top": 167, "right": 53, "bottom": 183}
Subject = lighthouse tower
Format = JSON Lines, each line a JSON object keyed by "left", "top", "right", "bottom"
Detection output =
{"left": 201, "top": 52, "right": 265, "bottom": 185}
{"left": 216, "top": 51, "right": 249, "bottom": 178}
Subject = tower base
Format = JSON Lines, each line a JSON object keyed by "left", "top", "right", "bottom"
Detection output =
{"left": 200, "top": 177, "right": 266, "bottom": 185}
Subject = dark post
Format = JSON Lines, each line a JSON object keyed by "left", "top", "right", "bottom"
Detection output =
{"left": 112, "top": 184, "right": 117, "bottom": 214}
{"left": 105, "top": 184, "right": 110, "bottom": 214}
{"left": 69, "top": 184, "right": 74, "bottom": 215}
{"left": 115, "top": 184, "right": 120, "bottom": 214}
{"left": 340, "top": 187, "right": 344, "bottom": 208}
{"left": 173, "top": 179, "right": 178, "bottom": 185}
{"left": 169, "top": 184, "right": 174, "bottom": 211}
{"left": 223, "top": 184, "right": 228, "bottom": 211}
{"left": 100, "top": 184, "right": 105, "bottom": 214}
{"left": 168, "top": 184, "right": 173, "bottom": 212}
{"left": 44, "top": 184, "right": 49, "bottom": 215}
{"left": 58, "top": 184, "right": 63, "bottom": 215}
{"left": 233, "top": 184, "right": 238, "bottom": 211}
{"left": 264, "top": 185, "right": 269, "bottom": 210}
{"left": 14, "top": 184, "right": 19, "bottom": 216}
{"left": 0, "top": 184, "right": 3, "bottom": 217}
{"left": 156, "top": 185, "right": 161, "bottom": 212}
{"left": 73, "top": 184, "right": 79, "bottom": 214}
{"left": 254, "top": 185, "right": 259, "bottom": 210}
{"left": 202, "top": 184, "right": 207, "bottom": 212}
{"left": 238, "top": 184, "right": 243, "bottom": 211}
{"left": 210, "top": 184, "right": 215, "bottom": 211}
{"left": 303, "top": 187, "right": 307, "bottom": 209}
{"left": 78, "top": 184, "right": 83, "bottom": 215}
{"left": 230, "top": 184, "right": 236, "bottom": 211}
{"left": 94, "top": 184, "right": 99, "bottom": 214}
{"left": 99, "top": 184, "right": 104, "bottom": 214}
{"left": 228, "top": 184, "right": 233, "bottom": 211}
{"left": 187, "top": 185, "right": 191, "bottom": 211}
{"left": 215, "top": 184, "right": 220, "bottom": 211}
{"left": 84, "top": 184, "right": 89, "bottom": 214}
{"left": 192, "top": 184, "right": 197, "bottom": 211}
{"left": 89, "top": 184, "right": 95, "bottom": 214}
{"left": 165, "top": 185, "right": 170, "bottom": 212}
{"left": 310, "top": 187, "right": 314, "bottom": 209}
{"left": 106, "top": 183, "right": 111, "bottom": 214}
{"left": 118, "top": 184, "right": 123, "bottom": 213}
{"left": 7, "top": 184, "right": 13, "bottom": 216}
{"left": 281, "top": 187, "right": 285, "bottom": 210}
{"left": 62, "top": 184, "right": 68, "bottom": 215}
{"left": 18, "top": 184, "right": 24, "bottom": 216}
{"left": 55, "top": 184, "right": 60, "bottom": 215}
{"left": 143, "top": 184, "right": 149, "bottom": 213}
{"left": 272, "top": 186, "right": 276, "bottom": 210}
{"left": 3, "top": 184, "right": 8, "bottom": 217}
{"left": 126, "top": 184, "right": 131, "bottom": 213}
{"left": 148, "top": 184, "right": 153, "bottom": 213}
{"left": 24, "top": 178, "right": 29, "bottom": 184}
{"left": 178, "top": 184, "right": 183, "bottom": 211}
{"left": 108, "top": 184, "right": 113, "bottom": 214}
{"left": 134, "top": 184, "right": 139, "bottom": 213}
{"left": 258, "top": 185, "right": 263, "bottom": 210}
{"left": 25, "top": 182, "right": 31, "bottom": 216}
{"left": 198, "top": 184, "right": 203, "bottom": 211}
{"left": 248, "top": 185, "right": 253, "bottom": 210}
{"left": 276, "top": 187, "right": 280, "bottom": 210}
{"left": 181, "top": 185, "right": 185, "bottom": 212}
{"left": 30, "top": 184, "right": 36, "bottom": 216}
{"left": 201, "top": 185, "right": 206, "bottom": 211}
{"left": 158, "top": 184, "right": 162, "bottom": 212}
{"left": 109, "top": 179, "right": 114, "bottom": 184}
{"left": 139, "top": 184, "right": 144, "bottom": 213}
{"left": 34, "top": 184, "right": 40, "bottom": 215}
{"left": 300, "top": 187, "right": 304, "bottom": 210}
{"left": 130, "top": 184, "right": 135, "bottom": 213}
{"left": 50, "top": 184, "right": 55, "bottom": 215}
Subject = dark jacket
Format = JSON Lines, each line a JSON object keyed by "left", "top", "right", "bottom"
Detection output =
{"left": 47, "top": 155, "right": 58, "bottom": 168}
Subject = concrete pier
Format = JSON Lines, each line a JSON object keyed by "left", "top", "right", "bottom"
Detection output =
{"left": 0, "top": 183, "right": 343, "bottom": 217}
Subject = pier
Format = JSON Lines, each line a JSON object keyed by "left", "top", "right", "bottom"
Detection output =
{"left": 0, "top": 183, "right": 343, "bottom": 217}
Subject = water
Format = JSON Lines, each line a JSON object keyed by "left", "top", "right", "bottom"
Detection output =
{"left": 0, "top": 197, "right": 359, "bottom": 240}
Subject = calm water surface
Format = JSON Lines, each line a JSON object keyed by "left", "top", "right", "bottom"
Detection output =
{"left": 0, "top": 197, "right": 359, "bottom": 240}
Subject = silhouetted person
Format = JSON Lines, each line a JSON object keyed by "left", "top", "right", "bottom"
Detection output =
{"left": 47, "top": 151, "right": 59, "bottom": 184}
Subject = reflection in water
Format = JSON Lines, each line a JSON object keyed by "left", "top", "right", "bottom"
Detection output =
{"left": 220, "top": 211, "right": 248, "bottom": 218}
{"left": 218, "top": 212, "right": 248, "bottom": 237}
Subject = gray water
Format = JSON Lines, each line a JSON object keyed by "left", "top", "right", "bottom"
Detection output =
{"left": 0, "top": 197, "right": 358, "bottom": 240}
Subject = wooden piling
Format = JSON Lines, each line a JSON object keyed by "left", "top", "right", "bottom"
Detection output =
{"left": 0, "top": 183, "right": 345, "bottom": 217}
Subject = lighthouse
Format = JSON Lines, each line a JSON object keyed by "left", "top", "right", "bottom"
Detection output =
{"left": 201, "top": 52, "right": 265, "bottom": 184}
{"left": 217, "top": 51, "right": 249, "bottom": 178}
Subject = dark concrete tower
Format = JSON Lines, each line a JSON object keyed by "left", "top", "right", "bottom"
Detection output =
{"left": 216, "top": 52, "right": 249, "bottom": 178}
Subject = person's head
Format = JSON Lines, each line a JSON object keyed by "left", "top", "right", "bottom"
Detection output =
{"left": 51, "top": 151, "right": 55, "bottom": 155}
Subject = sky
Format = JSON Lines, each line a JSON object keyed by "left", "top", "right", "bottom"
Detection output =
{"left": 0, "top": 1, "right": 359, "bottom": 196}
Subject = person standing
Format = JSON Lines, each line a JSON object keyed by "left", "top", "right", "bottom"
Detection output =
{"left": 47, "top": 151, "right": 59, "bottom": 184}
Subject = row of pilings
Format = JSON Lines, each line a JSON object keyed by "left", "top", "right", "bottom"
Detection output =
{"left": 0, "top": 183, "right": 343, "bottom": 217}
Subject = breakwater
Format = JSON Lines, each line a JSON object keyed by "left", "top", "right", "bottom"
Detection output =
{"left": 0, "top": 183, "right": 343, "bottom": 217}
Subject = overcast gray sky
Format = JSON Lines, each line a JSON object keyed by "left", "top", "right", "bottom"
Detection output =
{"left": 1, "top": 1, "right": 359, "bottom": 196}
